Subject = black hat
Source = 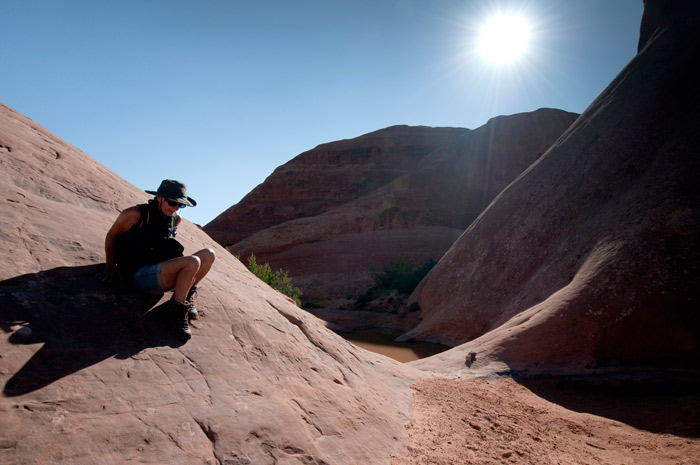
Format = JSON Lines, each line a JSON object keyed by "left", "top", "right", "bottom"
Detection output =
{"left": 145, "top": 179, "right": 197, "bottom": 207}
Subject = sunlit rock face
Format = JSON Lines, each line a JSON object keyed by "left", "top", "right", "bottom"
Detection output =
{"left": 206, "top": 110, "right": 577, "bottom": 298}
{"left": 407, "top": 0, "right": 700, "bottom": 377}
{"left": 0, "top": 102, "right": 421, "bottom": 465}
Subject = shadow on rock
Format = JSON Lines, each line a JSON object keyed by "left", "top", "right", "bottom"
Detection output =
{"left": 0, "top": 264, "right": 184, "bottom": 396}
{"left": 518, "top": 374, "right": 700, "bottom": 438}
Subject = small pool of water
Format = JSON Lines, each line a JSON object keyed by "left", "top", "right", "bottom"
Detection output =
{"left": 340, "top": 328, "right": 450, "bottom": 363}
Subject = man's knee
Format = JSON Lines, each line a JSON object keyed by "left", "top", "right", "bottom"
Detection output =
{"left": 161, "top": 255, "right": 201, "bottom": 286}
{"left": 183, "top": 255, "right": 201, "bottom": 273}
{"left": 197, "top": 248, "right": 216, "bottom": 265}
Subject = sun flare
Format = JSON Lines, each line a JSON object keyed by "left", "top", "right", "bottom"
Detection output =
{"left": 478, "top": 15, "right": 530, "bottom": 63}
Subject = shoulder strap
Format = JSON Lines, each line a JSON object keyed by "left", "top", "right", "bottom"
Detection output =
{"left": 171, "top": 210, "right": 180, "bottom": 236}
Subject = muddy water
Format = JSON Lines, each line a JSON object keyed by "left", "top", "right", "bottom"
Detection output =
{"left": 340, "top": 328, "right": 450, "bottom": 363}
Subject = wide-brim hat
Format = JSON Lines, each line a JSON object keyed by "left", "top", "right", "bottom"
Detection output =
{"left": 146, "top": 179, "right": 197, "bottom": 207}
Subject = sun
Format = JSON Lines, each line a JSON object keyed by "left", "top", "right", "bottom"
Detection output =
{"left": 478, "top": 15, "right": 530, "bottom": 64}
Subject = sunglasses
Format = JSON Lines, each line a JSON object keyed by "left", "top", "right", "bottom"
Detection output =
{"left": 165, "top": 199, "right": 186, "bottom": 209}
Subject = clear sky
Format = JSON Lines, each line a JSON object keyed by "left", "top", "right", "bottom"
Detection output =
{"left": 2, "top": 0, "right": 644, "bottom": 226}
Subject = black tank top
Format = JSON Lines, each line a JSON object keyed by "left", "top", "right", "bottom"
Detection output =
{"left": 114, "top": 200, "right": 181, "bottom": 276}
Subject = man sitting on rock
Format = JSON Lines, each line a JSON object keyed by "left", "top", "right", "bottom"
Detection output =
{"left": 98, "top": 179, "right": 215, "bottom": 340}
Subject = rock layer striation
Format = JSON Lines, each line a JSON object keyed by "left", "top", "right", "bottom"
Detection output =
{"left": 206, "top": 110, "right": 578, "bottom": 298}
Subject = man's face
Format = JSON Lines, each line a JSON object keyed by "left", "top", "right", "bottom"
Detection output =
{"left": 157, "top": 196, "right": 183, "bottom": 217}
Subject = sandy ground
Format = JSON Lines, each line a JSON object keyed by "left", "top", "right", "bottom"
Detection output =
{"left": 390, "top": 376, "right": 700, "bottom": 465}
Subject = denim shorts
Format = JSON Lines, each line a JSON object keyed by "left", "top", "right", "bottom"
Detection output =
{"left": 132, "top": 263, "right": 169, "bottom": 294}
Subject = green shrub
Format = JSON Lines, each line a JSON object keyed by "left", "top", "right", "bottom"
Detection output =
{"left": 303, "top": 288, "right": 332, "bottom": 309}
{"left": 244, "top": 253, "right": 302, "bottom": 306}
{"left": 370, "top": 255, "right": 437, "bottom": 294}
{"left": 355, "top": 255, "right": 436, "bottom": 310}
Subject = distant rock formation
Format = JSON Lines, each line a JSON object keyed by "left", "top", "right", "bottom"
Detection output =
{"left": 0, "top": 103, "right": 419, "bottom": 464}
{"left": 205, "top": 125, "right": 471, "bottom": 246}
{"left": 407, "top": 0, "right": 700, "bottom": 377}
{"left": 206, "top": 110, "right": 578, "bottom": 298}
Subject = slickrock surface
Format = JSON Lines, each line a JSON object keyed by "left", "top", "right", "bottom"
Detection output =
{"left": 405, "top": 0, "right": 700, "bottom": 378}
{"left": 2, "top": 3, "right": 700, "bottom": 463}
{"left": 0, "top": 102, "right": 420, "bottom": 465}
{"left": 206, "top": 110, "right": 577, "bottom": 298}
{"left": 4, "top": 98, "right": 698, "bottom": 465}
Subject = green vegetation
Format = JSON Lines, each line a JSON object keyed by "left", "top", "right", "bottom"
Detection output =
{"left": 370, "top": 255, "right": 437, "bottom": 294}
{"left": 356, "top": 255, "right": 437, "bottom": 310}
{"left": 243, "top": 253, "right": 302, "bottom": 306}
{"left": 302, "top": 288, "right": 332, "bottom": 309}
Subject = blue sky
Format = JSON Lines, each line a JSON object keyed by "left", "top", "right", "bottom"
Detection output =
{"left": 2, "top": 1, "right": 643, "bottom": 226}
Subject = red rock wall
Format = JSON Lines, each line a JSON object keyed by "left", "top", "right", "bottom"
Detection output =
{"left": 204, "top": 125, "right": 470, "bottom": 246}
{"left": 408, "top": 2, "right": 700, "bottom": 376}
{"left": 208, "top": 110, "right": 578, "bottom": 298}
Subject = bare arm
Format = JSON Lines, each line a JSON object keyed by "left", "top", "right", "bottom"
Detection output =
{"left": 98, "top": 206, "right": 141, "bottom": 281}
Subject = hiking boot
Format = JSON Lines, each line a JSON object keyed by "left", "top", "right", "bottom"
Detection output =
{"left": 169, "top": 299, "right": 193, "bottom": 341}
{"left": 186, "top": 285, "right": 199, "bottom": 320}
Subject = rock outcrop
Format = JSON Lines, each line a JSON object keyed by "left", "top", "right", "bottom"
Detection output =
{"left": 406, "top": 0, "right": 700, "bottom": 378}
{"left": 205, "top": 125, "right": 471, "bottom": 246}
{"left": 206, "top": 110, "right": 577, "bottom": 298}
{"left": 0, "top": 102, "right": 420, "bottom": 464}
{"left": 4, "top": 3, "right": 698, "bottom": 463}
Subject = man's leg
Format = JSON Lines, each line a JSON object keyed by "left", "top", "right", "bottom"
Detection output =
{"left": 159, "top": 249, "right": 215, "bottom": 299}
{"left": 158, "top": 250, "right": 215, "bottom": 340}
{"left": 185, "top": 249, "right": 216, "bottom": 318}
{"left": 159, "top": 256, "right": 200, "bottom": 341}
{"left": 191, "top": 248, "right": 216, "bottom": 287}
{"left": 160, "top": 255, "right": 201, "bottom": 302}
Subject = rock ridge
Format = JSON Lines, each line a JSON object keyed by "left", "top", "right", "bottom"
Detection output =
{"left": 208, "top": 108, "right": 578, "bottom": 298}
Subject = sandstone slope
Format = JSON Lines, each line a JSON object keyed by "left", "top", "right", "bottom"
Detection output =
{"left": 406, "top": 0, "right": 700, "bottom": 379}
{"left": 0, "top": 102, "right": 420, "bottom": 465}
{"left": 207, "top": 110, "right": 577, "bottom": 298}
